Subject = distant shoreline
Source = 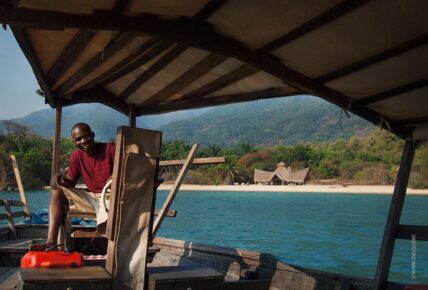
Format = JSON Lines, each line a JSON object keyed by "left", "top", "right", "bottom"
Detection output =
{"left": 7, "top": 184, "right": 428, "bottom": 195}
{"left": 158, "top": 184, "right": 428, "bottom": 195}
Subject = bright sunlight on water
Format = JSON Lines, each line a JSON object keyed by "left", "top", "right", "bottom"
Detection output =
{"left": 1, "top": 190, "right": 427, "bottom": 284}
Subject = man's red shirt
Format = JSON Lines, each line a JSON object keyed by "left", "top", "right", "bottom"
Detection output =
{"left": 66, "top": 143, "right": 115, "bottom": 193}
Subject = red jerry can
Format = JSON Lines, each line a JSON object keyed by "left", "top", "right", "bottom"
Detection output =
{"left": 21, "top": 251, "right": 83, "bottom": 268}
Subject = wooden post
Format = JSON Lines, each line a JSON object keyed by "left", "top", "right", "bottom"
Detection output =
{"left": 159, "top": 156, "right": 225, "bottom": 167}
{"left": 128, "top": 105, "right": 136, "bottom": 128}
{"left": 152, "top": 144, "right": 199, "bottom": 238}
{"left": 51, "top": 102, "right": 63, "bottom": 248}
{"left": 3, "top": 200, "right": 17, "bottom": 240}
{"left": 373, "top": 140, "right": 416, "bottom": 290}
{"left": 51, "top": 102, "right": 62, "bottom": 176}
{"left": 10, "top": 155, "right": 30, "bottom": 217}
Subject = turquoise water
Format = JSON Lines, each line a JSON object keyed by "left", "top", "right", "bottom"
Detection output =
{"left": 1, "top": 190, "right": 427, "bottom": 284}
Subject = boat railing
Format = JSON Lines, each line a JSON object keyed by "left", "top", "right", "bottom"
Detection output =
{"left": 0, "top": 199, "right": 26, "bottom": 240}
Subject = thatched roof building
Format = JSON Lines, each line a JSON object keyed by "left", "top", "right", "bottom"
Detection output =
{"left": 253, "top": 169, "right": 274, "bottom": 184}
{"left": 254, "top": 163, "right": 309, "bottom": 185}
{"left": 287, "top": 168, "right": 310, "bottom": 184}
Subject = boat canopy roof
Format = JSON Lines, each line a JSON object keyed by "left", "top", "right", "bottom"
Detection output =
{"left": 1, "top": 0, "right": 428, "bottom": 140}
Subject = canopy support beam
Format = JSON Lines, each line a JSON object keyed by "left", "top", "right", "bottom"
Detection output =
{"left": 373, "top": 140, "right": 416, "bottom": 290}
{"left": 141, "top": 53, "right": 225, "bottom": 106}
{"left": 318, "top": 33, "right": 428, "bottom": 83}
{"left": 120, "top": 44, "right": 188, "bottom": 101}
{"left": 78, "top": 37, "right": 162, "bottom": 92}
{"left": 260, "top": 0, "right": 370, "bottom": 52}
{"left": 63, "top": 86, "right": 129, "bottom": 115}
{"left": 9, "top": 26, "right": 55, "bottom": 107}
{"left": 139, "top": 88, "right": 301, "bottom": 115}
{"left": 51, "top": 102, "right": 62, "bottom": 176}
{"left": 179, "top": 65, "right": 258, "bottom": 102}
{"left": 55, "top": 32, "right": 136, "bottom": 96}
{"left": 46, "top": 30, "right": 95, "bottom": 87}
{"left": 128, "top": 105, "right": 136, "bottom": 128}
{"left": 96, "top": 40, "right": 175, "bottom": 89}
{"left": 358, "top": 79, "right": 428, "bottom": 105}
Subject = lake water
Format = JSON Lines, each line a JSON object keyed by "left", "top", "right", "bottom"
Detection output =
{"left": 1, "top": 190, "right": 427, "bottom": 284}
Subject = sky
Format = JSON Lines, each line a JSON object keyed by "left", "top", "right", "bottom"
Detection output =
{"left": 0, "top": 29, "right": 49, "bottom": 120}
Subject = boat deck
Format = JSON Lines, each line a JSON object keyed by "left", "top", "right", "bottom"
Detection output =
{"left": 0, "top": 267, "right": 19, "bottom": 290}
{"left": 0, "top": 238, "right": 33, "bottom": 253}
{"left": 0, "top": 231, "right": 410, "bottom": 290}
{"left": 0, "top": 239, "right": 29, "bottom": 289}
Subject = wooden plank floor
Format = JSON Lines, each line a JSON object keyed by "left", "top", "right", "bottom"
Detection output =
{"left": 0, "top": 267, "right": 19, "bottom": 290}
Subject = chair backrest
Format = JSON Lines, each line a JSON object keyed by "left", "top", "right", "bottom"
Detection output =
{"left": 105, "top": 126, "right": 161, "bottom": 289}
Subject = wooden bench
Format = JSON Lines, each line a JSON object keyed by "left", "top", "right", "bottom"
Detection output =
{"left": 147, "top": 264, "right": 270, "bottom": 290}
{"left": 18, "top": 266, "right": 112, "bottom": 290}
{"left": 147, "top": 264, "right": 224, "bottom": 290}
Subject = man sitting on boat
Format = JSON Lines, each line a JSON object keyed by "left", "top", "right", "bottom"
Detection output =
{"left": 31, "top": 122, "right": 115, "bottom": 251}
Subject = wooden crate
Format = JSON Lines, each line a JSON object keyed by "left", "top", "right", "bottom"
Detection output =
{"left": 18, "top": 266, "right": 111, "bottom": 290}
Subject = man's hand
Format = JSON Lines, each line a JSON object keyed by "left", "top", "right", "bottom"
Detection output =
{"left": 50, "top": 174, "right": 63, "bottom": 190}
{"left": 50, "top": 174, "right": 75, "bottom": 189}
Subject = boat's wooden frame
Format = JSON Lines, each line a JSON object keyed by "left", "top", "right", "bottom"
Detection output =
{"left": 1, "top": 0, "right": 428, "bottom": 289}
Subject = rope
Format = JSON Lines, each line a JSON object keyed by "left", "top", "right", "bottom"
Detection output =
{"left": 80, "top": 231, "right": 100, "bottom": 254}
{"left": 378, "top": 115, "right": 392, "bottom": 131}
{"left": 339, "top": 98, "right": 352, "bottom": 132}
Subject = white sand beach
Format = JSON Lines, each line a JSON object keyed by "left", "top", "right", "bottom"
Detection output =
{"left": 158, "top": 184, "right": 428, "bottom": 195}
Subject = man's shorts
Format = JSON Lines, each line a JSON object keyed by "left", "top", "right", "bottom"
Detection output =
{"left": 60, "top": 186, "right": 108, "bottom": 232}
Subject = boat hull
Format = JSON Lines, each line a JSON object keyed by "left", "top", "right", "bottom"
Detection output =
{"left": 0, "top": 225, "right": 405, "bottom": 290}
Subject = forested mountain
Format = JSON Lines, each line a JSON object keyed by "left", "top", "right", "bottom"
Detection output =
{"left": 160, "top": 95, "right": 375, "bottom": 146}
{"left": 2, "top": 95, "right": 374, "bottom": 145}
{"left": 0, "top": 104, "right": 208, "bottom": 141}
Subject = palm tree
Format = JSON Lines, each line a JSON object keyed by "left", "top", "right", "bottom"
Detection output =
{"left": 217, "top": 156, "right": 240, "bottom": 185}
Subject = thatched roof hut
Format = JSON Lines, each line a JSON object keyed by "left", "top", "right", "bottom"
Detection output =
{"left": 254, "top": 163, "right": 309, "bottom": 185}
{"left": 253, "top": 169, "right": 274, "bottom": 184}
{"left": 287, "top": 168, "right": 310, "bottom": 184}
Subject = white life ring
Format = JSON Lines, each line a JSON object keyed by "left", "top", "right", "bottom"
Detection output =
{"left": 100, "top": 179, "right": 113, "bottom": 213}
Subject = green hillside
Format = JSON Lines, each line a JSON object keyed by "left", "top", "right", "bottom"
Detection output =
{"left": 160, "top": 95, "right": 375, "bottom": 146}
{"left": 0, "top": 104, "right": 208, "bottom": 141}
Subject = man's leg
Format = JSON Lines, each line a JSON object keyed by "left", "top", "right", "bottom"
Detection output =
{"left": 47, "top": 187, "right": 67, "bottom": 245}
{"left": 29, "top": 187, "right": 67, "bottom": 251}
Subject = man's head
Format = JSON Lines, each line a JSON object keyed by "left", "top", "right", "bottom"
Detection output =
{"left": 71, "top": 123, "right": 96, "bottom": 155}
